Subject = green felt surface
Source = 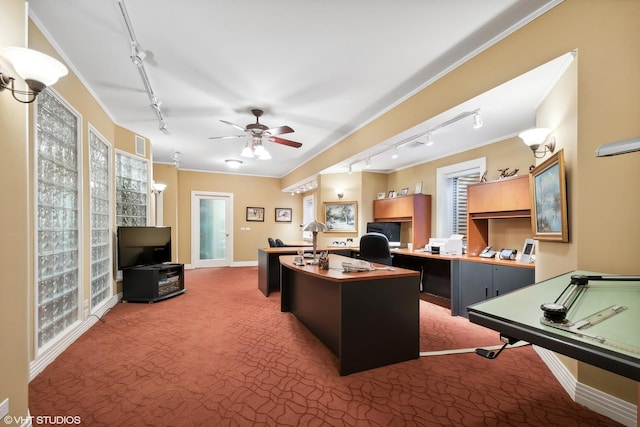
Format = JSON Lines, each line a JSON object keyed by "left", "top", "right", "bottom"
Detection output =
{"left": 469, "top": 271, "right": 640, "bottom": 358}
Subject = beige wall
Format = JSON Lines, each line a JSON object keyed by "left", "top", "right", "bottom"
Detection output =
{"left": 169, "top": 169, "right": 303, "bottom": 263}
{"left": 0, "top": 1, "right": 30, "bottom": 422}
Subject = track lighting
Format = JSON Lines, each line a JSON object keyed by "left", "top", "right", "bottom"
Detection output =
{"left": 0, "top": 47, "right": 68, "bottom": 103}
{"left": 473, "top": 111, "right": 483, "bottom": 129}
{"left": 426, "top": 133, "right": 434, "bottom": 146}
{"left": 365, "top": 157, "right": 371, "bottom": 168}
{"left": 171, "top": 151, "right": 181, "bottom": 168}
{"left": 519, "top": 128, "right": 556, "bottom": 158}
{"left": 348, "top": 164, "right": 353, "bottom": 174}
{"left": 391, "top": 147, "right": 399, "bottom": 159}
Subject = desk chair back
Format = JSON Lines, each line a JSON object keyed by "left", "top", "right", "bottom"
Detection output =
{"left": 275, "top": 238, "right": 286, "bottom": 247}
{"left": 267, "top": 237, "right": 277, "bottom": 247}
{"left": 359, "top": 232, "right": 392, "bottom": 265}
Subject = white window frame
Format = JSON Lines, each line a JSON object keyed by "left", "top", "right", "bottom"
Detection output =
{"left": 435, "top": 157, "right": 486, "bottom": 238}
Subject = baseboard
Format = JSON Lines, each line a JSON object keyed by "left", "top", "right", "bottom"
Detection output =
{"left": 184, "top": 261, "right": 258, "bottom": 269}
{"left": 29, "top": 294, "right": 119, "bottom": 381}
{"left": 231, "top": 260, "right": 258, "bottom": 267}
{"left": 534, "top": 346, "right": 637, "bottom": 426}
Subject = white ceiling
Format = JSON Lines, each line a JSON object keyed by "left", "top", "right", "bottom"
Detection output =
{"left": 28, "top": 0, "right": 564, "bottom": 180}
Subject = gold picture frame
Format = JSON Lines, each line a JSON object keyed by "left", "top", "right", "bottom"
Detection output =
{"left": 529, "top": 149, "right": 568, "bottom": 242}
{"left": 323, "top": 201, "right": 357, "bottom": 232}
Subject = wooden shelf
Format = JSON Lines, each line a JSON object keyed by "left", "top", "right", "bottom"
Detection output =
{"left": 466, "top": 176, "right": 531, "bottom": 256}
{"left": 373, "top": 194, "right": 431, "bottom": 248}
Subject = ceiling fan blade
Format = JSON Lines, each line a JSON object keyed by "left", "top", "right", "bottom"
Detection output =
{"left": 220, "top": 119, "right": 247, "bottom": 132}
{"left": 266, "top": 125, "right": 294, "bottom": 136}
{"left": 269, "top": 136, "right": 302, "bottom": 148}
{"left": 208, "top": 135, "right": 245, "bottom": 140}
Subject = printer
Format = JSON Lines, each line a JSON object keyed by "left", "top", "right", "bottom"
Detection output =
{"left": 426, "top": 235, "right": 464, "bottom": 255}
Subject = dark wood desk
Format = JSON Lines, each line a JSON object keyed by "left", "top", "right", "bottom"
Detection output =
{"left": 280, "top": 254, "right": 420, "bottom": 375}
{"left": 258, "top": 246, "right": 355, "bottom": 296}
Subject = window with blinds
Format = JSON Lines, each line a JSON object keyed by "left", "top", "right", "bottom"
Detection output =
{"left": 450, "top": 173, "right": 480, "bottom": 238}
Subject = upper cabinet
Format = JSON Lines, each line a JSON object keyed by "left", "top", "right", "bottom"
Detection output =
{"left": 467, "top": 175, "right": 531, "bottom": 218}
{"left": 373, "top": 194, "right": 431, "bottom": 248}
{"left": 466, "top": 175, "right": 531, "bottom": 255}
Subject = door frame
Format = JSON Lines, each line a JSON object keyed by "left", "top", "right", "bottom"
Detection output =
{"left": 190, "top": 191, "right": 234, "bottom": 268}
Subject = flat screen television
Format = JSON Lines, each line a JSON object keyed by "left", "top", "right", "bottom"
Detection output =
{"left": 117, "top": 226, "right": 171, "bottom": 269}
{"left": 366, "top": 222, "right": 401, "bottom": 247}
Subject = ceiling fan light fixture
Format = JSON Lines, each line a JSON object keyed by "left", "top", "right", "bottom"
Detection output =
{"left": 241, "top": 143, "right": 254, "bottom": 158}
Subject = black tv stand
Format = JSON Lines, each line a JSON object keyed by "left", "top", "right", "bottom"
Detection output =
{"left": 122, "top": 263, "right": 185, "bottom": 303}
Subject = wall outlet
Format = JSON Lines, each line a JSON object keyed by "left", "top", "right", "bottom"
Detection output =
{"left": 0, "top": 398, "right": 9, "bottom": 418}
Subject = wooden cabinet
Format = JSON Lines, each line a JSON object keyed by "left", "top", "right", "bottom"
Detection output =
{"left": 373, "top": 194, "right": 431, "bottom": 248}
{"left": 455, "top": 261, "right": 534, "bottom": 317}
{"left": 466, "top": 175, "right": 531, "bottom": 255}
{"left": 467, "top": 175, "right": 530, "bottom": 215}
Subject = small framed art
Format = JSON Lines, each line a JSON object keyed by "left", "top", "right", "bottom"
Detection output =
{"left": 275, "top": 208, "right": 292, "bottom": 222}
{"left": 246, "top": 207, "right": 265, "bottom": 222}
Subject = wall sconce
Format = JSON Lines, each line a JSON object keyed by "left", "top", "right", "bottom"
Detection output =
{"left": 0, "top": 47, "right": 68, "bottom": 104}
{"left": 151, "top": 182, "right": 166, "bottom": 195}
{"left": 519, "top": 128, "right": 556, "bottom": 158}
{"left": 335, "top": 189, "right": 344, "bottom": 200}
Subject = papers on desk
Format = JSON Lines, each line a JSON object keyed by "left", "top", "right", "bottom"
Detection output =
{"left": 342, "top": 260, "right": 375, "bottom": 272}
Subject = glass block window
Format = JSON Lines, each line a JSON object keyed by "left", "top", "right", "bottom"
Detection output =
{"left": 35, "top": 89, "right": 81, "bottom": 350}
{"left": 115, "top": 151, "right": 148, "bottom": 226}
{"left": 89, "top": 127, "right": 112, "bottom": 309}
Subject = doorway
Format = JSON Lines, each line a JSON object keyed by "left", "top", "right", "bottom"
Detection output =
{"left": 191, "top": 191, "right": 233, "bottom": 267}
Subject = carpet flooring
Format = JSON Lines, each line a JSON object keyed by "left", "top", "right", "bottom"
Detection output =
{"left": 29, "top": 266, "right": 620, "bottom": 426}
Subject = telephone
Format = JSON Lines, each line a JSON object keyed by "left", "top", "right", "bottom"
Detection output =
{"left": 479, "top": 246, "right": 497, "bottom": 258}
{"left": 499, "top": 248, "right": 518, "bottom": 260}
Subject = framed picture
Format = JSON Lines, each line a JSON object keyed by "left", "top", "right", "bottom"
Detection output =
{"left": 275, "top": 207, "right": 292, "bottom": 222}
{"left": 388, "top": 190, "right": 397, "bottom": 198}
{"left": 246, "top": 207, "right": 265, "bottom": 222}
{"left": 400, "top": 187, "right": 409, "bottom": 196}
{"left": 529, "top": 149, "right": 568, "bottom": 242}
{"left": 415, "top": 181, "right": 423, "bottom": 194}
{"left": 323, "top": 201, "right": 357, "bottom": 232}
{"left": 377, "top": 192, "right": 386, "bottom": 200}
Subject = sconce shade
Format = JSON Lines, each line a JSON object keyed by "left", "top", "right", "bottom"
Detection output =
{"left": 519, "top": 127, "right": 555, "bottom": 158}
{"left": 225, "top": 159, "right": 243, "bottom": 169}
{"left": 2, "top": 47, "right": 68, "bottom": 90}
{"left": 152, "top": 182, "right": 167, "bottom": 193}
{"left": 519, "top": 128, "right": 551, "bottom": 148}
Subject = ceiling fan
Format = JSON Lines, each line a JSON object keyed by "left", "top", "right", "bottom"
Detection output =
{"left": 209, "top": 109, "right": 302, "bottom": 159}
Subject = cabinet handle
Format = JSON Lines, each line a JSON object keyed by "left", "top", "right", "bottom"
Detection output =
{"left": 485, "top": 287, "right": 488, "bottom": 298}
{"left": 495, "top": 289, "right": 499, "bottom": 297}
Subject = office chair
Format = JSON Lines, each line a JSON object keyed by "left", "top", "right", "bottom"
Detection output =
{"left": 275, "top": 238, "right": 286, "bottom": 247}
{"left": 359, "top": 232, "right": 392, "bottom": 265}
{"left": 267, "top": 237, "right": 277, "bottom": 248}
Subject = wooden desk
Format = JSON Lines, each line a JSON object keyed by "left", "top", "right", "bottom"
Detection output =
{"left": 258, "top": 246, "right": 355, "bottom": 296}
{"left": 280, "top": 254, "right": 420, "bottom": 375}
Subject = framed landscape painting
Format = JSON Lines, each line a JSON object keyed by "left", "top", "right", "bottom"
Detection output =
{"left": 246, "top": 207, "right": 265, "bottom": 222}
{"left": 529, "top": 149, "right": 568, "bottom": 242}
{"left": 275, "top": 208, "right": 292, "bottom": 222}
{"left": 323, "top": 201, "right": 357, "bottom": 232}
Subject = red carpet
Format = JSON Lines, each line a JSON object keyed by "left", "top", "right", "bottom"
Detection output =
{"left": 29, "top": 266, "right": 620, "bottom": 426}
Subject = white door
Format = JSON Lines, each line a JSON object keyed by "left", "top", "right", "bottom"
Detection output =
{"left": 191, "top": 191, "right": 233, "bottom": 267}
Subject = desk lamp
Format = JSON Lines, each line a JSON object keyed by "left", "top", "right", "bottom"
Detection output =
{"left": 303, "top": 220, "right": 327, "bottom": 264}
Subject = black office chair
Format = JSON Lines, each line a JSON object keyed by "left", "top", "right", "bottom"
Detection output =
{"left": 275, "top": 238, "right": 286, "bottom": 247}
{"left": 359, "top": 232, "right": 392, "bottom": 265}
{"left": 267, "top": 237, "right": 277, "bottom": 247}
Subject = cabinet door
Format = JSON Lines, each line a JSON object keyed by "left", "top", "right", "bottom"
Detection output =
{"left": 458, "top": 262, "right": 492, "bottom": 317}
{"left": 492, "top": 265, "right": 534, "bottom": 297}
